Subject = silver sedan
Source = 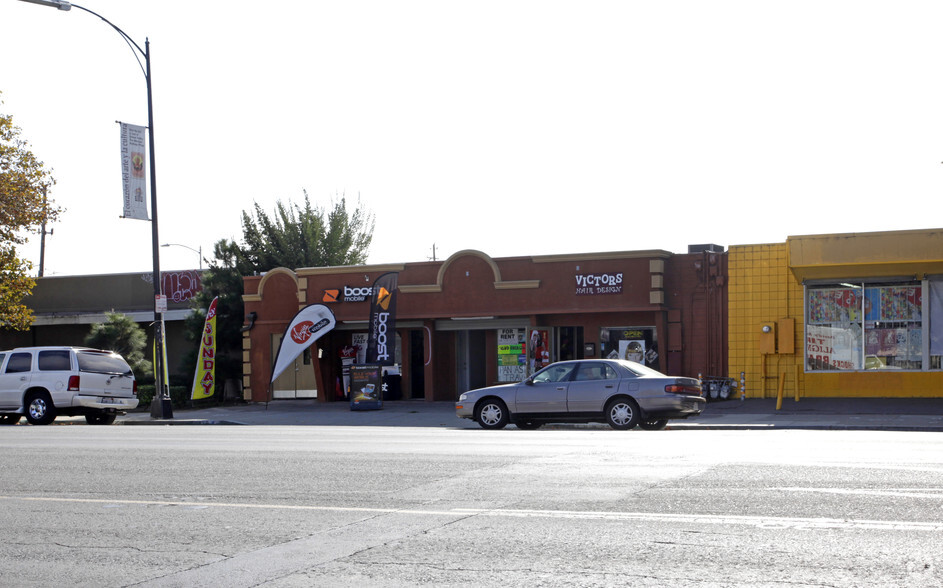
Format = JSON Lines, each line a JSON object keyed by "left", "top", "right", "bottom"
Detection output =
{"left": 456, "top": 359, "right": 704, "bottom": 430}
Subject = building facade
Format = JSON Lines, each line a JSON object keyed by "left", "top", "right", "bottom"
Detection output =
{"left": 241, "top": 248, "right": 728, "bottom": 403}
{"left": 728, "top": 229, "right": 943, "bottom": 398}
{"left": 0, "top": 271, "right": 203, "bottom": 381}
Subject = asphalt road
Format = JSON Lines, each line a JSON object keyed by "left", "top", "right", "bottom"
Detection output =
{"left": 1, "top": 426, "right": 941, "bottom": 587}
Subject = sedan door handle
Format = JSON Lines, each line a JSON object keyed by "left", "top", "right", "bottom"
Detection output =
{"left": 556, "top": 386, "right": 566, "bottom": 390}
{"left": 604, "top": 385, "right": 614, "bottom": 389}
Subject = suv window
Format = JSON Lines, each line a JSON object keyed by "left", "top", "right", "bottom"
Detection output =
{"left": 5, "top": 352, "right": 33, "bottom": 373}
{"left": 77, "top": 351, "right": 132, "bottom": 375}
{"left": 38, "top": 350, "right": 72, "bottom": 371}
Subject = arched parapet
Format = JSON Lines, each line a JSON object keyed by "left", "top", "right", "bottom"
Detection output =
{"left": 399, "top": 250, "right": 539, "bottom": 293}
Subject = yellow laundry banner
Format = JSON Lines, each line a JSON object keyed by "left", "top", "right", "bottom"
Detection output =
{"left": 191, "top": 297, "right": 218, "bottom": 400}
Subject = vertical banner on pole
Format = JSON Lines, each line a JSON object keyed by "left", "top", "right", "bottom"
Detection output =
{"left": 191, "top": 297, "right": 218, "bottom": 400}
{"left": 119, "top": 122, "right": 149, "bottom": 221}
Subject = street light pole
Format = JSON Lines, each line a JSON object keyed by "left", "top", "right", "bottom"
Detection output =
{"left": 21, "top": 0, "right": 172, "bottom": 418}
{"left": 161, "top": 243, "right": 203, "bottom": 270}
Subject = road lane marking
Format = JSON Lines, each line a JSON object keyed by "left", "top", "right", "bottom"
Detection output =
{"left": 2, "top": 495, "right": 940, "bottom": 532}
{"left": 776, "top": 487, "right": 943, "bottom": 499}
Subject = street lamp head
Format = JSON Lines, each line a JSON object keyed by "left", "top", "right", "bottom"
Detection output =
{"left": 19, "top": 0, "right": 72, "bottom": 10}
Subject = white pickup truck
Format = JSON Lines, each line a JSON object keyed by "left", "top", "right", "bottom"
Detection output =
{"left": 0, "top": 346, "right": 139, "bottom": 425}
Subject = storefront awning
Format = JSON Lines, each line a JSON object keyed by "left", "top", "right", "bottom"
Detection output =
{"left": 788, "top": 229, "right": 943, "bottom": 282}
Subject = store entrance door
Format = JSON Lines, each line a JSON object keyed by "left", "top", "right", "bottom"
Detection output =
{"left": 270, "top": 333, "right": 318, "bottom": 399}
{"left": 455, "top": 330, "right": 487, "bottom": 396}
{"left": 409, "top": 329, "right": 425, "bottom": 399}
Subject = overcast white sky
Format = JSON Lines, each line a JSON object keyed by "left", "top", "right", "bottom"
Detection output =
{"left": 2, "top": 1, "right": 942, "bottom": 276}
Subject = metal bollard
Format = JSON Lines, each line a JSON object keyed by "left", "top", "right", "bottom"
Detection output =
{"left": 740, "top": 371, "right": 746, "bottom": 401}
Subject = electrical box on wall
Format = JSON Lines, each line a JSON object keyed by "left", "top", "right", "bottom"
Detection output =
{"left": 759, "top": 322, "right": 777, "bottom": 354}
{"left": 778, "top": 318, "right": 795, "bottom": 354}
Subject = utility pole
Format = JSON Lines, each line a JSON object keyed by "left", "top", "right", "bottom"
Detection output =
{"left": 38, "top": 185, "right": 53, "bottom": 277}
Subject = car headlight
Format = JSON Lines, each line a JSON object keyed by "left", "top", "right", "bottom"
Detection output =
{"left": 458, "top": 393, "right": 468, "bottom": 402}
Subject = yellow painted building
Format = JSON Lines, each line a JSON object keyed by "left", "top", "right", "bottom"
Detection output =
{"left": 729, "top": 229, "right": 943, "bottom": 398}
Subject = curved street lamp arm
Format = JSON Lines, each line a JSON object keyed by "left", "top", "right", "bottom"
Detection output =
{"left": 69, "top": 4, "right": 147, "bottom": 80}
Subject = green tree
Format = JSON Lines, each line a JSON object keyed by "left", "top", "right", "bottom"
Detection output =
{"left": 180, "top": 240, "right": 245, "bottom": 395}
{"left": 85, "top": 312, "right": 152, "bottom": 377}
{"left": 230, "top": 191, "right": 374, "bottom": 273}
{"left": 0, "top": 93, "right": 61, "bottom": 330}
{"left": 182, "top": 192, "right": 373, "bottom": 399}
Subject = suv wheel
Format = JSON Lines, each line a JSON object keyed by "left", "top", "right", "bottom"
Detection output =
{"left": 85, "top": 413, "right": 117, "bottom": 425}
{"left": 605, "top": 397, "right": 639, "bottom": 430}
{"left": 25, "top": 391, "right": 56, "bottom": 425}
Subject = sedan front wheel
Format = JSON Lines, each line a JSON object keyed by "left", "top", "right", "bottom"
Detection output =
{"left": 605, "top": 397, "right": 640, "bottom": 430}
{"left": 475, "top": 399, "right": 509, "bottom": 430}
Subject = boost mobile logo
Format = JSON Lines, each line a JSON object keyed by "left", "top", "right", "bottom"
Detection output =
{"left": 376, "top": 286, "right": 393, "bottom": 311}
{"left": 374, "top": 312, "right": 390, "bottom": 361}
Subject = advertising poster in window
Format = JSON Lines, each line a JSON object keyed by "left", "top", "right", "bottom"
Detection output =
{"left": 497, "top": 328, "right": 527, "bottom": 382}
{"left": 864, "top": 286, "right": 922, "bottom": 322}
{"left": 619, "top": 340, "right": 646, "bottom": 364}
{"left": 807, "top": 325, "right": 861, "bottom": 370}
{"left": 528, "top": 329, "right": 550, "bottom": 374}
{"left": 808, "top": 288, "right": 862, "bottom": 323}
{"left": 601, "top": 328, "right": 658, "bottom": 369}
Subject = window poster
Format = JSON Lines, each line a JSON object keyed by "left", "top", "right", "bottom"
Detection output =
{"left": 497, "top": 328, "right": 527, "bottom": 382}
{"left": 601, "top": 327, "right": 658, "bottom": 369}
{"left": 807, "top": 325, "right": 861, "bottom": 370}
{"left": 528, "top": 329, "right": 551, "bottom": 374}
{"left": 808, "top": 288, "right": 862, "bottom": 324}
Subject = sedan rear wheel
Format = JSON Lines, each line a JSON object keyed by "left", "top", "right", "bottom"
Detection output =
{"left": 605, "top": 397, "right": 639, "bottom": 430}
{"left": 0, "top": 414, "right": 20, "bottom": 425}
{"left": 475, "top": 399, "right": 509, "bottom": 430}
{"left": 639, "top": 418, "right": 669, "bottom": 431}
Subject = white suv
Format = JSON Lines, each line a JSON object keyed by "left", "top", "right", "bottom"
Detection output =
{"left": 0, "top": 347, "right": 139, "bottom": 425}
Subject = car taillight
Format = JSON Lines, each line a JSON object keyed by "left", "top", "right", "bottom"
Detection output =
{"left": 68, "top": 375, "right": 80, "bottom": 391}
{"left": 665, "top": 383, "right": 701, "bottom": 396}
{"left": 133, "top": 381, "right": 138, "bottom": 396}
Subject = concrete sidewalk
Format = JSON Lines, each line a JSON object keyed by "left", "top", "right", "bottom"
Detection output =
{"left": 105, "top": 397, "right": 943, "bottom": 431}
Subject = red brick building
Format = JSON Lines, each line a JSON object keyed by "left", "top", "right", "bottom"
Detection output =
{"left": 241, "top": 248, "right": 727, "bottom": 402}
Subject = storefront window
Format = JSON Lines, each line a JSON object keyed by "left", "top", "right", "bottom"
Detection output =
{"left": 600, "top": 327, "right": 658, "bottom": 369}
{"left": 497, "top": 328, "right": 528, "bottom": 382}
{"left": 806, "top": 282, "right": 925, "bottom": 371}
{"left": 931, "top": 280, "right": 943, "bottom": 370}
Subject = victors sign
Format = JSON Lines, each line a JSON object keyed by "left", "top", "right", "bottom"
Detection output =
{"left": 575, "top": 272, "right": 623, "bottom": 295}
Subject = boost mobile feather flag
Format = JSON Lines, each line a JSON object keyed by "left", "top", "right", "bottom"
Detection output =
{"left": 191, "top": 297, "right": 218, "bottom": 400}
{"left": 365, "top": 272, "right": 398, "bottom": 365}
{"left": 270, "top": 304, "right": 337, "bottom": 383}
